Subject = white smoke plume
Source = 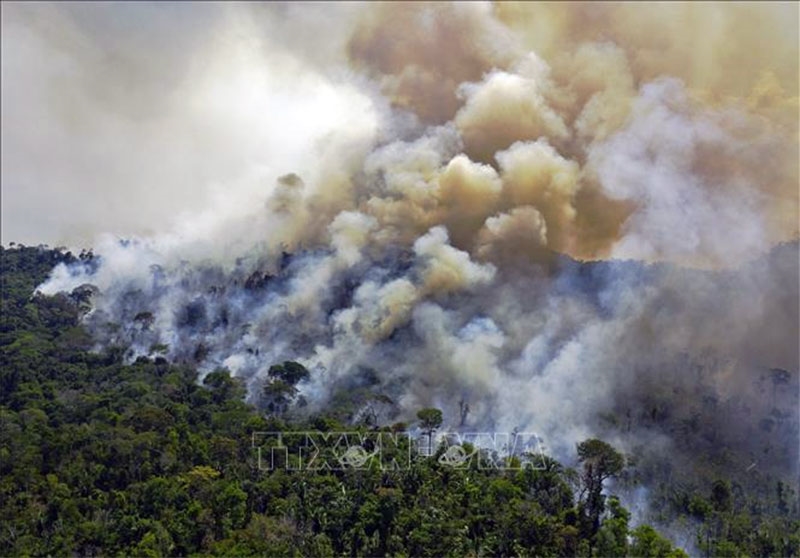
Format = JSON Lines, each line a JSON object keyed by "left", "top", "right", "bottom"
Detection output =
{"left": 6, "top": 1, "right": 798, "bottom": 529}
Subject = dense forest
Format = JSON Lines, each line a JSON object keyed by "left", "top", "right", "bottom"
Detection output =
{"left": 1, "top": 244, "right": 797, "bottom": 557}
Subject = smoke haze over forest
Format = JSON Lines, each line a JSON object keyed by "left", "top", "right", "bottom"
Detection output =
{"left": 2, "top": 2, "right": 798, "bottom": 539}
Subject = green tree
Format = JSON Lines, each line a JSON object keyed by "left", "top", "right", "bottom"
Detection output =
{"left": 576, "top": 438, "right": 625, "bottom": 536}
{"left": 630, "top": 524, "right": 688, "bottom": 557}
{"left": 595, "top": 495, "right": 629, "bottom": 557}
{"left": 267, "top": 361, "right": 310, "bottom": 385}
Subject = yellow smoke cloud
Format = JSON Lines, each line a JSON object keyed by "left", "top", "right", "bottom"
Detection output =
{"left": 348, "top": 2, "right": 520, "bottom": 124}
{"left": 340, "top": 1, "right": 797, "bottom": 268}
{"left": 454, "top": 54, "right": 569, "bottom": 163}
{"left": 8, "top": 2, "right": 795, "bottom": 270}
{"left": 496, "top": 2, "right": 798, "bottom": 100}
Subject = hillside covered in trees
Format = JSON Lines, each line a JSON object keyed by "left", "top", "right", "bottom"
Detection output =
{"left": 2, "top": 244, "right": 798, "bottom": 556}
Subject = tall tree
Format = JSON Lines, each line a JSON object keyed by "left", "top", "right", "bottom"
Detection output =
{"left": 417, "top": 408, "right": 443, "bottom": 456}
{"left": 576, "top": 438, "right": 625, "bottom": 536}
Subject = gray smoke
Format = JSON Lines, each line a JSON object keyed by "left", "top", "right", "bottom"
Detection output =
{"left": 16, "top": 1, "right": 799, "bottom": 530}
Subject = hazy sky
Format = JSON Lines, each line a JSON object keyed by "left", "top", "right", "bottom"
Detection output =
{"left": 2, "top": 2, "right": 797, "bottom": 258}
{"left": 1, "top": 2, "right": 374, "bottom": 246}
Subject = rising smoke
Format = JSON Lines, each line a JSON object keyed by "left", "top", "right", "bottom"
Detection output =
{"left": 13, "top": 1, "right": 799, "bottom": 520}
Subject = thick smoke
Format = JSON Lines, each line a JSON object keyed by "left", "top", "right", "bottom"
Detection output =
{"left": 2, "top": 2, "right": 377, "bottom": 244}
{"left": 18, "top": 1, "right": 799, "bottom": 527}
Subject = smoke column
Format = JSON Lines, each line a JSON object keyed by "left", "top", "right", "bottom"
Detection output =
{"left": 7, "top": 1, "right": 798, "bottom": 530}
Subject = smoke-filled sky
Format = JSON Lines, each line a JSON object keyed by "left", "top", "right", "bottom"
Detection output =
{"left": 7, "top": 4, "right": 800, "bottom": 529}
{"left": 3, "top": 2, "right": 798, "bottom": 265}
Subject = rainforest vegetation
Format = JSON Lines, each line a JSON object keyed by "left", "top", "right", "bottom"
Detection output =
{"left": 1, "top": 244, "right": 797, "bottom": 557}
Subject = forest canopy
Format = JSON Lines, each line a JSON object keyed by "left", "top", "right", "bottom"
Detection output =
{"left": 2, "top": 244, "right": 798, "bottom": 556}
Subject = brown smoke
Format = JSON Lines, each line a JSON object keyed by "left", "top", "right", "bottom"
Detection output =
{"left": 348, "top": 2, "right": 521, "bottom": 124}
{"left": 29, "top": 5, "right": 798, "bottom": 523}
{"left": 5, "top": 3, "right": 797, "bottom": 268}
{"left": 341, "top": 2, "right": 798, "bottom": 268}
